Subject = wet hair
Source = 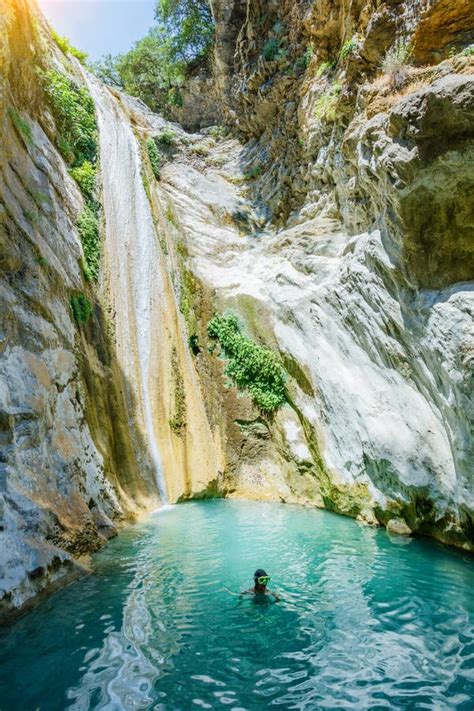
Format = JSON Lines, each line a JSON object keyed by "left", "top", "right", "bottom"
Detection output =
{"left": 254, "top": 568, "right": 268, "bottom": 580}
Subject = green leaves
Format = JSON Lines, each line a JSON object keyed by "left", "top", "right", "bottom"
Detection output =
{"left": 70, "top": 293, "right": 93, "bottom": 323}
{"left": 42, "top": 69, "right": 97, "bottom": 167}
{"left": 146, "top": 137, "right": 161, "bottom": 179}
{"left": 208, "top": 314, "right": 287, "bottom": 413}
{"left": 77, "top": 205, "right": 100, "bottom": 282}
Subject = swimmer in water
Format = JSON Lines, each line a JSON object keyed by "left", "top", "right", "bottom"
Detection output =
{"left": 224, "top": 569, "right": 280, "bottom": 600}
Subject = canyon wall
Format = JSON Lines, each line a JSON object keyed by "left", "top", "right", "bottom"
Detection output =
{"left": 0, "top": 0, "right": 473, "bottom": 621}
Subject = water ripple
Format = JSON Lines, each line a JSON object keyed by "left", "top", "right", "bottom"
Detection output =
{"left": 0, "top": 501, "right": 473, "bottom": 710}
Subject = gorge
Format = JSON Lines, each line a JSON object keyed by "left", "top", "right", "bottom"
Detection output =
{"left": 0, "top": 0, "right": 473, "bottom": 632}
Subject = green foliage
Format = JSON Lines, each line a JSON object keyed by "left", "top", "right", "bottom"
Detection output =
{"left": 295, "top": 45, "right": 313, "bottom": 71}
{"left": 8, "top": 108, "right": 33, "bottom": 144}
{"left": 157, "top": 128, "right": 176, "bottom": 145}
{"left": 382, "top": 39, "right": 410, "bottom": 75}
{"left": 70, "top": 161, "right": 96, "bottom": 201}
{"left": 243, "top": 164, "right": 263, "bottom": 180}
{"left": 208, "top": 125, "right": 227, "bottom": 140}
{"left": 70, "top": 293, "right": 93, "bottom": 323}
{"left": 92, "top": 1, "right": 214, "bottom": 114}
{"left": 51, "top": 29, "right": 88, "bottom": 64}
{"left": 460, "top": 44, "right": 474, "bottom": 56}
{"left": 169, "top": 347, "right": 186, "bottom": 435}
{"left": 314, "top": 81, "right": 342, "bottom": 121}
{"left": 339, "top": 37, "right": 357, "bottom": 60}
{"left": 315, "top": 60, "right": 336, "bottom": 78}
{"left": 207, "top": 313, "right": 287, "bottom": 413}
{"left": 262, "top": 37, "right": 285, "bottom": 62}
{"left": 156, "top": 0, "right": 214, "bottom": 63}
{"left": 42, "top": 69, "right": 97, "bottom": 167}
{"left": 90, "top": 54, "right": 124, "bottom": 87}
{"left": 146, "top": 137, "right": 161, "bottom": 179}
{"left": 77, "top": 205, "right": 100, "bottom": 282}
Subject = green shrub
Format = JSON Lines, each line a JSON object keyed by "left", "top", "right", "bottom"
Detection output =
{"left": 314, "top": 80, "right": 342, "bottom": 121}
{"left": 70, "top": 160, "right": 96, "bottom": 200}
{"left": 51, "top": 29, "right": 88, "bottom": 65}
{"left": 460, "top": 44, "right": 474, "bottom": 56}
{"left": 315, "top": 60, "right": 336, "bottom": 78}
{"left": 382, "top": 39, "right": 410, "bottom": 75}
{"left": 339, "top": 37, "right": 357, "bottom": 60}
{"left": 8, "top": 108, "right": 33, "bottom": 144}
{"left": 77, "top": 205, "right": 100, "bottom": 282}
{"left": 146, "top": 137, "right": 161, "bottom": 179}
{"left": 166, "top": 86, "right": 183, "bottom": 107}
{"left": 243, "top": 164, "right": 263, "bottom": 180}
{"left": 207, "top": 313, "right": 287, "bottom": 413}
{"left": 263, "top": 37, "right": 284, "bottom": 62}
{"left": 70, "top": 293, "right": 93, "bottom": 323}
{"left": 208, "top": 125, "right": 227, "bottom": 140}
{"left": 295, "top": 45, "right": 313, "bottom": 71}
{"left": 42, "top": 69, "right": 97, "bottom": 167}
{"left": 156, "top": 129, "right": 176, "bottom": 145}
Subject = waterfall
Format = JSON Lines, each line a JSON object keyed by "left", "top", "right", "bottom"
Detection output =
{"left": 84, "top": 73, "right": 168, "bottom": 503}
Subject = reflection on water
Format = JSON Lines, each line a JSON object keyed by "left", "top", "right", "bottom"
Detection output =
{"left": 0, "top": 500, "right": 473, "bottom": 710}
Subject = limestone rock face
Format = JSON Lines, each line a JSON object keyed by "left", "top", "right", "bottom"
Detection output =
{"left": 0, "top": 0, "right": 160, "bottom": 622}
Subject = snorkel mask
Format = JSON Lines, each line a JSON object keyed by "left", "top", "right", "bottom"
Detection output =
{"left": 254, "top": 569, "right": 271, "bottom": 586}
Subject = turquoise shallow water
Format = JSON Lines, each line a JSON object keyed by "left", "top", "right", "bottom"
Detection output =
{"left": 0, "top": 500, "right": 473, "bottom": 710}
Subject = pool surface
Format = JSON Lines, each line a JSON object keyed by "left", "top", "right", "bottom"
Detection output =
{"left": 0, "top": 500, "right": 473, "bottom": 709}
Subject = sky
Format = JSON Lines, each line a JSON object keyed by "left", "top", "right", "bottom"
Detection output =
{"left": 38, "top": 0, "right": 156, "bottom": 61}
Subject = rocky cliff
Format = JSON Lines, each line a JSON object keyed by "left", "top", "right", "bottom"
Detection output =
{"left": 0, "top": 0, "right": 473, "bottom": 621}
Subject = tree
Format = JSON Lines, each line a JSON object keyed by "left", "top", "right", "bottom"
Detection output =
{"left": 155, "top": 0, "right": 214, "bottom": 63}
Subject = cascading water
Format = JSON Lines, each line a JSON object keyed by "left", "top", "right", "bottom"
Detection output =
{"left": 84, "top": 72, "right": 167, "bottom": 502}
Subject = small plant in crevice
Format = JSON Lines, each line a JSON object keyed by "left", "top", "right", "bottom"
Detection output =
{"left": 294, "top": 45, "right": 313, "bottom": 71}
{"left": 77, "top": 205, "right": 100, "bottom": 282}
{"left": 382, "top": 39, "right": 411, "bottom": 90}
{"left": 243, "top": 164, "right": 263, "bottom": 181}
{"left": 314, "top": 80, "right": 342, "bottom": 121}
{"left": 51, "top": 29, "right": 88, "bottom": 65}
{"left": 146, "top": 137, "right": 161, "bottom": 179}
{"left": 8, "top": 107, "right": 33, "bottom": 145}
{"left": 169, "top": 347, "right": 186, "bottom": 436}
{"left": 262, "top": 37, "right": 286, "bottom": 62}
{"left": 207, "top": 313, "right": 287, "bottom": 413}
{"left": 315, "top": 60, "right": 336, "bottom": 79}
{"left": 70, "top": 293, "right": 93, "bottom": 323}
{"left": 339, "top": 37, "right": 357, "bottom": 61}
{"left": 156, "top": 129, "right": 176, "bottom": 146}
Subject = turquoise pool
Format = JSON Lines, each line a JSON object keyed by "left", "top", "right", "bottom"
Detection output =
{"left": 0, "top": 500, "right": 473, "bottom": 709}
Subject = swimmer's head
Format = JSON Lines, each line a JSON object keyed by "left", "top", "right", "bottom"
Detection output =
{"left": 254, "top": 569, "right": 270, "bottom": 587}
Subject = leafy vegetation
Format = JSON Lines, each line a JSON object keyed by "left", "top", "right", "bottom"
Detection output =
{"left": 69, "top": 161, "right": 96, "bottom": 201}
{"left": 51, "top": 29, "right": 88, "bottom": 64}
{"left": 146, "top": 137, "right": 161, "bottom": 179}
{"left": 70, "top": 293, "right": 93, "bottom": 323}
{"left": 156, "top": 128, "right": 177, "bottom": 145}
{"left": 295, "top": 45, "right": 313, "bottom": 71}
{"left": 207, "top": 313, "right": 287, "bottom": 413}
{"left": 41, "top": 69, "right": 97, "bottom": 167}
{"left": 315, "top": 60, "right": 336, "bottom": 78}
{"left": 169, "top": 347, "right": 186, "bottom": 436}
{"left": 8, "top": 108, "right": 33, "bottom": 145}
{"left": 41, "top": 68, "right": 101, "bottom": 281}
{"left": 262, "top": 37, "right": 286, "bottom": 62}
{"left": 382, "top": 39, "right": 410, "bottom": 73}
{"left": 92, "top": 0, "right": 214, "bottom": 114}
{"left": 314, "top": 81, "right": 342, "bottom": 121}
{"left": 339, "top": 37, "right": 357, "bottom": 60}
{"left": 77, "top": 205, "right": 100, "bottom": 282}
